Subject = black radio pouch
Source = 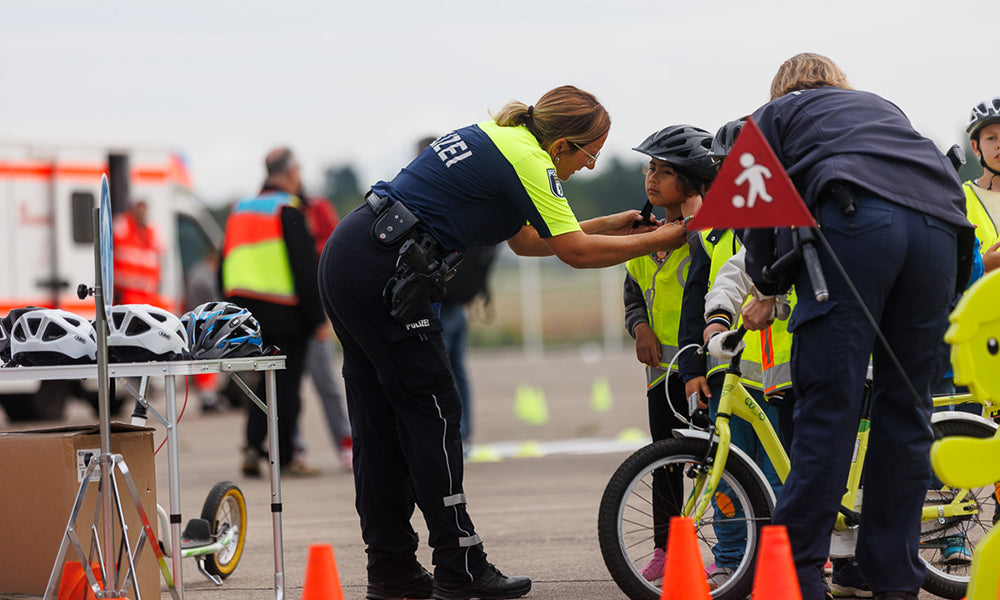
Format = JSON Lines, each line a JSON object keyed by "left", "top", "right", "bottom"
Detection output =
{"left": 371, "top": 201, "right": 421, "bottom": 248}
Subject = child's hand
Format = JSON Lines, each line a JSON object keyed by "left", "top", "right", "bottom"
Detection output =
{"left": 984, "top": 241, "right": 1000, "bottom": 273}
{"left": 633, "top": 323, "right": 661, "bottom": 367}
{"left": 685, "top": 376, "right": 711, "bottom": 409}
{"left": 703, "top": 322, "right": 729, "bottom": 345}
{"left": 681, "top": 195, "right": 702, "bottom": 219}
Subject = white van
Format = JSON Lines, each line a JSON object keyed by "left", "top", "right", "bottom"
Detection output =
{"left": 0, "top": 144, "right": 222, "bottom": 421}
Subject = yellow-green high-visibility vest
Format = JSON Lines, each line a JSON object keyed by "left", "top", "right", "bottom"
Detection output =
{"left": 626, "top": 244, "right": 692, "bottom": 389}
{"left": 221, "top": 192, "right": 299, "bottom": 305}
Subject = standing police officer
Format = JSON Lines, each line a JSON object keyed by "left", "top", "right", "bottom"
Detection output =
{"left": 318, "top": 85, "right": 691, "bottom": 600}
{"left": 739, "top": 54, "right": 973, "bottom": 600}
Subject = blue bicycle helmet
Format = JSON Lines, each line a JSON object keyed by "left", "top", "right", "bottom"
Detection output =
{"left": 182, "top": 302, "right": 263, "bottom": 359}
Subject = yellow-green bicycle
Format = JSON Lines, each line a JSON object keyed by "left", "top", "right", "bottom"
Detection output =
{"left": 598, "top": 336, "right": 998, "bottom": 600}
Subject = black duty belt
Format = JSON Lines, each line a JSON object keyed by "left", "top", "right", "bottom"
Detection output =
{"left": 363, "top": 190, "right": 464, "bottom": 322}
{"left": 365, "top": 190, "right": 391, "bottom": 216}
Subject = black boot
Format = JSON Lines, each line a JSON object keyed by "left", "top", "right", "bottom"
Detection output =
{"left": 367, "top": 566, "right": 434, "bottom": 600}
{"left": 433, "top": 563, "right": 530, "bottom": 600}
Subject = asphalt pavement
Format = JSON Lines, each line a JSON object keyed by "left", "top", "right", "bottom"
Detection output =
{"left": 0, "top": 346, "right": 948, "bottom": 600}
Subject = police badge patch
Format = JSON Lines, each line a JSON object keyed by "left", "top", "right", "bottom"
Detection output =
{"left": 547, "top": 168, "right": 565, "bottom": 198}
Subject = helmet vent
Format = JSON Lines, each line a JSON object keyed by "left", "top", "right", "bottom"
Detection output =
{"left": 125, "top": 318, "right": 152, "bottom": 336}
{"left": 25, "top": 316, "right": 42, "bottom": 336}
{"left": 42, "top": 323, "right": 67, "bottom": 342}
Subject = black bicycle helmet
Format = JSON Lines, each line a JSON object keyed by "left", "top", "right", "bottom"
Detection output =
{"left": 633, "top": 125, "right": 717, "bottom": 187}
{"left": 182, "top": 301, "right": 263, "bottom": 359}
{"left": 710, "top": 118, "right": 747, "bottom": 162}
{"left": 9, "top": 309, "right": 98, "bottom": 366}
{"left": 107, "top": 304, "right": 190, "bottom": 362}
{"left": 966, "top": 96, "right": 1000, "bottom": 141}
{"left": 0, "top": 320, "right": 7, "bottom": 367}
{"left": 1, "top": 306, "right": 44, "bottom": 364}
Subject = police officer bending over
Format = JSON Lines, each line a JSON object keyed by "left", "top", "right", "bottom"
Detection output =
{"left": 739, "top": 53, "right": 973, "bottom": 600}
{"left": 317, "top": 85, "right": 689, "bottom": 600}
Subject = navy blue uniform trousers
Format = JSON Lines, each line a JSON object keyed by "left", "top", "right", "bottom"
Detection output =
{"left": 317, "top": 205, "right": 487, "bottom": 584}
{"left": 775, "top": 194, "right": 957, "bottom": 599}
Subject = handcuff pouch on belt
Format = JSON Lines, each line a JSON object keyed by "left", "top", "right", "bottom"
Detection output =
{"left": 368, "top": 195, "right": 464, "bottom": 322}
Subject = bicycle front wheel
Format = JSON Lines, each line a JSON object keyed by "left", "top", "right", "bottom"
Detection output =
{"left": 598, "top": 438, "right": 773, "bottom": 600}
{"left": 200, "top": 481, "right": 248, "bottom": 578}
{"left": 920, "top": 418, "right": 998, "bottom": 599}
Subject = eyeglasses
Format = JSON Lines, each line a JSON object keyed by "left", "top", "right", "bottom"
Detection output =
{"left": 572, "top": 142, "right": 600, "bottom": 166}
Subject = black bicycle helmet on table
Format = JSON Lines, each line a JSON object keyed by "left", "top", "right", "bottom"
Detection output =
{"left": 9, "top": 308, "right": 98, "bottom": 366}
{"left": 0, "top": 306, "right": 43, "bottom": 364}
{"left": 107, "top": 304, "right": 190, "bottom": 362}
{"left": 0, "top": 319, "right": 7, "bottom": 367}
{"left": 633, "top": 125, "right": 717, "bottom": 188}
{"left": 182, "top": 302, "right": 263, "bottom": 359}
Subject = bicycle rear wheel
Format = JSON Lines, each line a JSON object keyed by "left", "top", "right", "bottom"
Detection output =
{"left": 598, "top": 438, "right": 773, "bottom": 600}
{"left": 921, "top": 418, "right": 997, "bottom": 599}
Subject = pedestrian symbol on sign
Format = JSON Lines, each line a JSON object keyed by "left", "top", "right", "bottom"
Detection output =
{"left": 686, "top": 117, "right": 817, "bottom": 231}
{"left": 733, "top": 153, "right": 773, "bottom": 208}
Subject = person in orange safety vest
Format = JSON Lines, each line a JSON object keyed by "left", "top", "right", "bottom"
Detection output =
{"left": 113, "top": 199, "right": 164, "bottom": 307}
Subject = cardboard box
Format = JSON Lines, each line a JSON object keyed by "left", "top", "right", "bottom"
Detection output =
{"left": 0, "top": 423, "right": 159, "bottom": 599}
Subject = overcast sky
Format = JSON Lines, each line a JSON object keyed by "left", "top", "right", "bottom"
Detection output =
{"left": 1, "top": 0, "right": 996, "bottom": 206}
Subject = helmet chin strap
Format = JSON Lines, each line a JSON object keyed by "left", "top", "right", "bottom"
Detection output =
{"left": 981, "top": 156, "right": 1000, "bottom": 190}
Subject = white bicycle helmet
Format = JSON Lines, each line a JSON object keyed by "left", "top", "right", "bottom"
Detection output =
{"left": 9, "top": 309, "right": 98, "bottom": 366}
{"left": 967, "top": 96, "right": 1000, "bottom": 141}
{"left": 107, "top": 304, "right": 190, "bottom": 362}
{"left": 181, "top": 301, "right": 263, "bottom": 359}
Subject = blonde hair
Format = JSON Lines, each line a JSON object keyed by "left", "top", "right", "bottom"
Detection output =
{"left": 769, "top": 53, "right": 852, "bottom": 100}
{"left": 493, "top": 85, "right": 611, "bottom": 153}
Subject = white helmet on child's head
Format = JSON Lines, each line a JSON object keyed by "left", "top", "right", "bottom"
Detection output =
{"left": 967, "top": 96, "right": 1000, "bottom": 141}
{"left": 9, "top": 309, "right": 97, "bottom": 366}
{"left": 107, "top": 304, "right": 190, "bottom": 362}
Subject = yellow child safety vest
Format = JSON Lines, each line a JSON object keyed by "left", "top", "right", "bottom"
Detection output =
{"left": 964, "top": 182, "right": 999, "bottom": 253}
{"left": 626, "top": 244, "right": 692, "bottom": 389}
{"left": 704, "top": 230, "right": 793, "bottom": 394}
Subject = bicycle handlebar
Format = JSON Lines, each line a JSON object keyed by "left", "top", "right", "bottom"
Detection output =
{"left": 761, "top": 227, "right": 829, "bottom": 302}
{"left": 722, "top": 325, "right": 747, "bottom": 353}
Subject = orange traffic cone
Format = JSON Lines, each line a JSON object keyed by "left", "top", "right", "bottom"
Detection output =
{"left": 302, "top": 544, "right": 345, "bottom": 600}
{"left": 752, "top": 525, "right": 802, "bottom": 599}
{"left": 57, "top": 561, "right": 102, "bottom": 600}
{"left": 660, "top": 516, "right": 711, "bottom": 600}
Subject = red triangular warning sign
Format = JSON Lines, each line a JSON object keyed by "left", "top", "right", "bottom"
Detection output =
{"left": 687, "top": 117, "right": 817, "bottom": 231}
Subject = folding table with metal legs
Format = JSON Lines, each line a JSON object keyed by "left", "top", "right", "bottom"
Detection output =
{"left": 0, "top": 356, "right": 287, "bottom": 600}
